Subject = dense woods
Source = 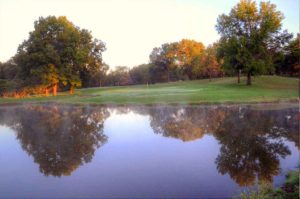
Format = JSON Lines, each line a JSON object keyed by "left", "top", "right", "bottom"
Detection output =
{"left": 0, "top": 0, "right": 298, "bottom": 97}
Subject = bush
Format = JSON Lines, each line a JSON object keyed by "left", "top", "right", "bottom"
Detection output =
{"left": 0, "top": 85, "right": 47, "bottom": 98}
{"left": 236, "top": 171, "right": 299, "bottom": 199}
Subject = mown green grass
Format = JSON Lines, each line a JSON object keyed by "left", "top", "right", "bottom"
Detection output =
{"left": 0, "top": 76, "right": 298, "bottom": 105}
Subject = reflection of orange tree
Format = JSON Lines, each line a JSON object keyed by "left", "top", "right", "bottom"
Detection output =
{"left": 146, "top": 106, "right": 228, "bottom": 141}
{"left": 214, "top": 108, "right": 298, "bottom": 186}
{"left": 0, "top": 105, "right": 109, "bottom": 177}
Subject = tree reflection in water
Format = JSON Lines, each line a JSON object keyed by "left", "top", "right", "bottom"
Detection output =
{"left": 133, "top": 105, "right": 298, "bottom": 186}
{"left": 213, "top": 107, "right": 297, "bottom": 186}
{"left": 0, "top": 104, "right": 298, "bottom": 186}
{"left": 146, "top": 106, "right": 228, "bottom": 141}
{"left": 0, "top": 105, "right": 109, "bottom": 177}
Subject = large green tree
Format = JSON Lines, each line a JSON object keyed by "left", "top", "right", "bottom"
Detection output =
{"left": 216, "top": 0, "right": 290, "bottom": 85}
{"left": 15, "top": 16, "right": 106, "bottom": 95}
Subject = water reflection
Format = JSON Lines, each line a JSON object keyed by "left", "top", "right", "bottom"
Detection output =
{"left": 0, "top": 105, "right": 109, "bottom": 177}
{"left": 145, "top": 106, "right": 227, "bottom": 141}
{"left": 0, "top": 104, "right": 298, "bottom": 187}
{"left": 130, "top": 105, "right": 298, "bottom": 186}
{"left": 213, "top": 107, "right": 296, "bottom": 186}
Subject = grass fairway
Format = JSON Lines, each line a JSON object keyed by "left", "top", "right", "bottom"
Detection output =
{"left": 0, "top": 76, "right": 298, "bottom": 105}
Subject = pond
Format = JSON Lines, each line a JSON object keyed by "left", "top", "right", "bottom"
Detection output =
{"left": 0, "top": 103, "right": 298, "bottom": 198}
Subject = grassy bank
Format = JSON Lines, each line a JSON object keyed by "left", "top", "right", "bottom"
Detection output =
{"left": 238, "top": 170, "right": 299, "bottom": 199}
{"left": 0, "top": 76, "right": 298, "bottom": 105}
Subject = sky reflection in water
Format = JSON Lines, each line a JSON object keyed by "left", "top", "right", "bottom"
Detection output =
{"left": 0, "top": 104, "right": 298, "bottom": 198}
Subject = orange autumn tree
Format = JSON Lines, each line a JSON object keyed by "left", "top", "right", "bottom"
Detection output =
{"left": 167, "top": 39, "right": 205, "bottom": 79}
{"left": 192, "top": 43, "right": 223, "bottom": 80}
{"left": 149, "top": 39, "right": 223, "bottom": 82}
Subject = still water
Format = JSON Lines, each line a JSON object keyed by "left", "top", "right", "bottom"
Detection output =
{"left": 0, "top": 103, "right": 298, "bottom": 198}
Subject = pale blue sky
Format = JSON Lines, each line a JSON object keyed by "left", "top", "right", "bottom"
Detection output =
{"left": 0, "top": 0, "right": 298, "bottom": 67}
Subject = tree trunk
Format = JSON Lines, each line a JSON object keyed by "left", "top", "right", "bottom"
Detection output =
{"left": 69, "top": 87, "right": 74, "bottom": 95}
{"left": 237, "top": 69, "right": 240, "bottom": 84}
{"left": 53, "top": 84, "right": 57, "bottom": 96}
{"left": 45, "top": 88, "right": 49, "bottom": 96}
{"left": 247, "top": 72, "right": 252, "bottom": 86}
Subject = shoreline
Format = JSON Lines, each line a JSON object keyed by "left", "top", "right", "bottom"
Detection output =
{"left": 0, "top": 98, "right": 298, "bottom": 108}
{"left": 0, "top": 76, "right": 298, "bottom": 106}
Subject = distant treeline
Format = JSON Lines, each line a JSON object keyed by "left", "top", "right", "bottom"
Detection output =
{"left": 104, "top": 40, "right": 223, "bottom": 87}
{"left": 0, "top": 0, "right": 299, "bottom": 97}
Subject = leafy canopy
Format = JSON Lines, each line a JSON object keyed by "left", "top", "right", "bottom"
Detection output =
{"left": 15, "top": 16, "right": 106, "bottom": 91}
{"left": 216, "top": 0, "right": 290, "bottom": 78}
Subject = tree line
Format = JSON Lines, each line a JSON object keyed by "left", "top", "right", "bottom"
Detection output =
{"left": 0, "top": 0, "right": 298, "bottom": 97}
{"left": 104, "top": 40, "right": 223, "bottom": 86}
